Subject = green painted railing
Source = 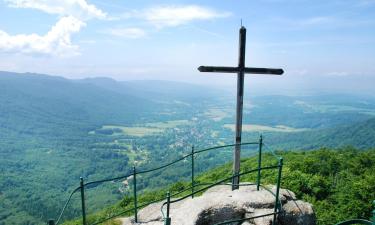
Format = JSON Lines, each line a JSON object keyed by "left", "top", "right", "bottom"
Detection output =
{"left": 335, "top": 219, "right": 373, "bottom": 225}
{"left": 160, "top": 164, "right": 283, "bottom": 225}
{"left": 49, "top": 135, "right": 285, "bottom": 225}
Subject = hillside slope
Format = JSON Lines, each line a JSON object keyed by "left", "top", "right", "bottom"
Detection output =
{"left": 0, "top": 71, "right": 226, "bottom": 225}
{"left": 265, "top": 117, "right": 375, "bottom": 150}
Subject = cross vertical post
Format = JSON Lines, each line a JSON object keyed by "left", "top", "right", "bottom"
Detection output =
{"left": 198, "top": 26, "right": 283, "bottom": 190}
{"left": 233, "top": 26, "right": 246, "bottom": 189}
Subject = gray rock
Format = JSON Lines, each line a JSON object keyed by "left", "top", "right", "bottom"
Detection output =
{"left": 279, "top": 200, "right": 316, "bottom": 225}
{"left": 195, "top": 204, "right": 245, "bottom": 225}
{"left": 118, "top": 184, "right": 316, "bottom": 225}
{"left": 250, "top": 208, "right": 274, "bottom": 225}
{"left": 241, "top": 222, "right": 255, "bottom": 225}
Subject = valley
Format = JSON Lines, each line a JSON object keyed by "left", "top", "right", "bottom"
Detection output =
{"left": 1, "top": 71, "right": 375, "bottom": 224}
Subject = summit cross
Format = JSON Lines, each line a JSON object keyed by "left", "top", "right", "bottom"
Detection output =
{"left": 198, "top": 26, "right": 284, "bottom": 190}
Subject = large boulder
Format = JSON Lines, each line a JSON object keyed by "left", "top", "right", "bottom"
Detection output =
{"left": 278, "top": 200, "right": 316, "bottom": 225}
{"left": 119, "top": 184, "right": 316, "bottom": 225}
{"left": 195, "top": 204, "right": 245, "bottom": 225}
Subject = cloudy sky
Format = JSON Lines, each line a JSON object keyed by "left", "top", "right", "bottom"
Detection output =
{"left": 0, "top": 0, "right": 375, "bottom": 94}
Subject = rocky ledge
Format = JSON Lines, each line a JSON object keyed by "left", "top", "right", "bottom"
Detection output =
{"left": 119, "top": 184, "right": 316, "bottom": 225}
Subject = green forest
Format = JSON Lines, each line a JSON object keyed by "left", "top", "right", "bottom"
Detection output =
{"left": 1, "top": 72, "right": 375, "bottom": 225}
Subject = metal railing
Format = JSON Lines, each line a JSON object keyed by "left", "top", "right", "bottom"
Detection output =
{"left": 48, "top": 135, "right": 285, "bottom": 225}
{"left": 334, "top": 219, "right": 373, "bottom": 225}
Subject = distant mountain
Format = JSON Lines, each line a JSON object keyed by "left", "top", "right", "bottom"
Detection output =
{"left": 0, "top": 71, "right": 223, "bottom": 137}
{"left": 267, "top": 117, "right": 375, "bottom": 150}
{"left": 0, "top": 72, "right": 157, "bottom": 135}
{"left": 79, "top": 77, "right": 226, "bottom": 102}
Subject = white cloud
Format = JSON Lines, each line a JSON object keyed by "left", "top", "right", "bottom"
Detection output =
{"left": 0, "top": 16, "right": 85, "bottom": 56}
{"left": 105, "top": 27, "right": 146, "bottom": 39}
{"left": 1, "top": 0, "right": 105, "bottom": 56}
{"left": 127, "top": 5, "right": 230, "bottom": 28}
{"left": 4, "top": 0, "right": 106, "bottom": 20}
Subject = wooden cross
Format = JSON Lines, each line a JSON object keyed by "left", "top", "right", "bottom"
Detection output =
{"left": 198, "top": 26, "right": 284, "bottom": 190}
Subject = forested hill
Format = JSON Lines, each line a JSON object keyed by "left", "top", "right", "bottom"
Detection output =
{"left": 77, "top": 147, "right": 375, "bottom": 225}
{"left": 266, "top": 117, "right": 375, "bottom": 150}
{"left": 0, "top": 71, "right": 153, "bottom": 135}
{"left": 80, "top": 78, "right": 225, "bottom": 102}
{"left": 0, "top": 71, "right": 222, "bottom": 139}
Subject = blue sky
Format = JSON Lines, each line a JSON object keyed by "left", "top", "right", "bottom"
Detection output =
{"left": 0, "top": 0, "right": 375, "bottom": 94}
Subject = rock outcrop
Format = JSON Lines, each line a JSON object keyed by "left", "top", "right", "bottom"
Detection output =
{"left": 119, "top": 184, "right": 316, "bottom": 225}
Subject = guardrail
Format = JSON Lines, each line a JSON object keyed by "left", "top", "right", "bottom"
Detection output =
{"left": 48, "top": 135, "right": 284, "bottom": 225}
{"left": 335, "top": 219, "right": 372, "bottom": 225}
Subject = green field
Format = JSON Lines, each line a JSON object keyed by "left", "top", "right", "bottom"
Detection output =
{"left": 104, "top": 125, "right": 163, "bottom": 137}
{"left": 223, "top": 124, "right": 309, "bottom": 133}
{"left": 95, "top": 120, "right": 190, "bottom": 137}
{"left": 204, "top": 108, "right": 230, "bottom": 121}
{"left": 144, "top": 120, "right": 189, "bottom": 128}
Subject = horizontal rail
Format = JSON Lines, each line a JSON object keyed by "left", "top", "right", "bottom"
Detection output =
{"left": 163, "top": 165, "right": 279, "bottom": 207}
{"left": 85, "top": 172, "right": 132, "bottom": 187}
{"left": 138, "top": 142, "right": 259, "bottom": 174}
{"left": 53, "top": 140, "right": 282, "bottom": 225}
{"left": 194, "top": 142, "right": 258, "bottom": 154}
{"left": 89, "top": 166, "right": 281, "bottom": 225}
{"left": 137, "top": 154, "right": 191, "bottom": 175}
{"left": 159, "top": 164, "right": 282, "bottom": 225}
{"left": 90, "top": 174, "right": 278, "bottom": 224}
{"left": 84, "top": 142, "right": 260, "bottom": 186}
{"left": 334, "top": 219, "right": 373, "bottom": 225}
{"left": 262, "top": 143, "right": 281, "bottom": 159}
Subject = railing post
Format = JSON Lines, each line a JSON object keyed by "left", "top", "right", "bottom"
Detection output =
{"left": 273, "top": 157, "right": 283, "bottom": 225}
{"left": 80, "top": 177, "right": 87, "bottom": 225}
{"left": 191, "top": 145, "right": 195, "bottom": 198}
{"left": 48, "top": 219, "right": 55, "bottom": 225}
{"left": 164, "top": 192, "right": 171, "bottom": 225}
{"left": 257, "top": 134, "right": 263, "bottom": 191}
{"left": 133, "top": 166, "right": 138, "bottom": 223}
{"left": 232, "top": 171, "right": 240, "bottom": 191}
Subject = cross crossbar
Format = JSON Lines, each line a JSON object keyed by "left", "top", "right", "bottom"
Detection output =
{"left": 198, "top": 66, "right": 283, "bottom": 75}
